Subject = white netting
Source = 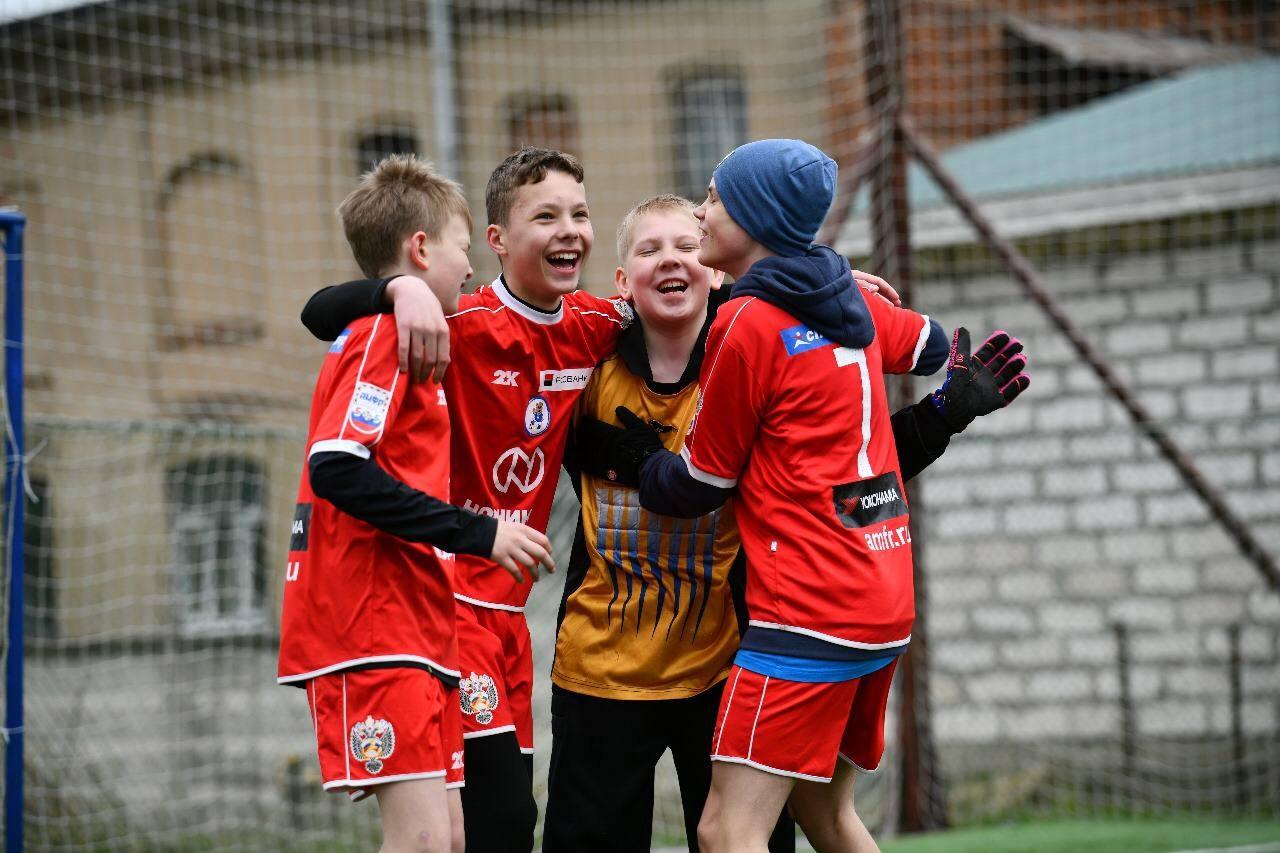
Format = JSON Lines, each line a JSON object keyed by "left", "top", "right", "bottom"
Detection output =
{"left": 1, "top": 1, "right": 1277, "bottom": 849}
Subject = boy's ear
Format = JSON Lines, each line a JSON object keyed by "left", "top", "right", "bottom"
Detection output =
{"left": 409, "top": 231, "right": 430, "bottom": 271}
{"left": 486, "top": 223, "right": 507, "bottom": 259}
{"left": 614, "top": 266, "right": 632, "bottom": 300}
{"left": 708, "top": 268, "right": 727, "bottom": 291}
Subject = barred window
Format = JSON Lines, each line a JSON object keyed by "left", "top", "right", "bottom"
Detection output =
{"left": 670, "top": 68, "right": 747, "bottom": 200}
{"left": 167, "top": 456, "right": 266, "bottom": 636}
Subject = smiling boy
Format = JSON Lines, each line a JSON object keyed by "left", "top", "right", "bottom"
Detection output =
{"left": 542, "top": 194, "right": 1028, "bottom": 852}
{"left": 278, "top": 155, "right": 554, "bottom": 853}
{"left": 300, "top": 148, "right": 633, "bottom": 852}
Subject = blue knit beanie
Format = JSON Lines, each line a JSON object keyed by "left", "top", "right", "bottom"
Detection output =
{"left": 711, "top": 138, "right": 837, "bottom": 257}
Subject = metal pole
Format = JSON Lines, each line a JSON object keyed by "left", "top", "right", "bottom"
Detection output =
{"left": 1, "top": 209, "right": 26, "bottom": 853}
{"left": 900, "top": 115, "right": 1280, "bottom": 593}
{"left": 430, "top": 0, "right": 458, "bottom": 179}
{"left": 862, "top": 0, "right": 947, "bottom": 834}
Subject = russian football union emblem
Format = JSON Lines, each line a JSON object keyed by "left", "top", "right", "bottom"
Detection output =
{"left": 459, "top": 672, "right": 500, "bottom": 725}
{"left": 349, "top": 715, "right": 396, "bottom": 774}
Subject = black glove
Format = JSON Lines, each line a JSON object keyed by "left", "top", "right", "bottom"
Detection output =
{"left": 573, "top": 407, "right": 668, "bottom": 487}
{"left": 929, "top": 328, "right": 1030, "bottom": 432}
{"left": 615, "top": 406, "right": 667, "bottom": 466}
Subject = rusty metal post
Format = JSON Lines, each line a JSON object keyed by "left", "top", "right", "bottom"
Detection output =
{"left": 863, "top": 0, "right": 948, "bottom": 834}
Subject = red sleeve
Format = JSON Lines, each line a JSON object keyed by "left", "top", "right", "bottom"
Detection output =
{"left": 680, "top": 299, "right": 768, "bottom": 487}
{"left": 569, "top": 292, "right": 634, "bottom": 361}
{"left": 308, "top": 315, "right": 409, "bottom": 460}
{"left": 863, "top": 288, "right": 934, "bottom": 375}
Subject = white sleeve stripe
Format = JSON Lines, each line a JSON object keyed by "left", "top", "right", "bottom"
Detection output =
{"left": 700, "top": 297, "right": 755, "bottom": 393}
{"left": 909, "top": 314, "right": 931, "bottom": 372}
{"left": 448, "top": 304, "right": 501, "bottom": 319}
{"left": 570, "top": 307, "right": 624, "bottom": 326}
{"left": 680, "top": 446, "right": 738, "bottom": 489}
{"left": 338, "top": 314, "right": 381, "bottom": 443}
{"left": 308, "top": 439, "right": 371, "bottom": 459}
{"left": 339, "top": 315, "right": 396, "bottom": 448}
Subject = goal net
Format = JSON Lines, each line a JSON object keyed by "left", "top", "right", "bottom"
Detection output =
{"left": 1, "top": 1, "right": 1277, "bottom": 849}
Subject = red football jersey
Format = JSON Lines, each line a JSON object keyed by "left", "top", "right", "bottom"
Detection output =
{"left": 278, "top": 313, "right": 458, "bottom": 685}
{"left": 445, "top": 278, "right": 631, "bottom": 610}
{"left": 681, "top": 290, "right": 933, "bottom": 651}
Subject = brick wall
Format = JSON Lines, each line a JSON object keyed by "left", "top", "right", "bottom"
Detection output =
{"left": 913, "top": 230, "right": 1280, "bottom": 760}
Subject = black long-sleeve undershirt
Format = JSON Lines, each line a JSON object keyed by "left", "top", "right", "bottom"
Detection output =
{"left": 309, "top": 451, "right": 497, "bottom": 557}
{"left": 302, "top": 278, "right": 394, "bottom": 342}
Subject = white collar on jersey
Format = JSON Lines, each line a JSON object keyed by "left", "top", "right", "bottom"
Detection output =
{"left": 492, "top": 276, "right": 564, "bottom": 325}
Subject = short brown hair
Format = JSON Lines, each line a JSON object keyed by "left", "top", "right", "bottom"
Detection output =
{"left": 615, "top": 194, "right": 697, "bottom": 261}
{"left": 485, "top": 147, "right": 584, "bottom": 227}
{"left": 338, "top": 154, "right": 471, "bottom": 278}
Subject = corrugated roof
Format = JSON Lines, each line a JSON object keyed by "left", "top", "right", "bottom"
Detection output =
{"left": 1005, "top": 16, "right": 1261, "bottom": 74}
{"left": 864, "top": 58, "right": 1280, "bottom": 213}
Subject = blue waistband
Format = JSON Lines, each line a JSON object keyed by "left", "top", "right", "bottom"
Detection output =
{"left": 734, "top": 648, "right": 897, "bottom": 683}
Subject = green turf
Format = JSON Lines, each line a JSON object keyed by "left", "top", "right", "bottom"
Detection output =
{"left": 879, "top": 817, "right": 1280, "bottom": 853}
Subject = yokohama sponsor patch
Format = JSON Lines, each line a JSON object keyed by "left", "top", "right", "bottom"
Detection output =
{"left": 832, "top": 471, "right": 908, "bottom": 529}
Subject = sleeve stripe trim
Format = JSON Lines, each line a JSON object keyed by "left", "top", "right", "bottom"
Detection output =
{"left": 680, "top": 446, "right": 737, "bottom": 489}
{"left": 308, "top": 439, "right": 371, "bottom": 459}
{"left": 909, "top": 313, "right": 931, "bottom": 372}
{"left": 569, "top": 307, "right": 624, "bottom": 326}
{"left": 700, "top": 297, "right": 756, "bottom": 393}
{"left": 339, "top": 315, "right": 396, "bottom": 447}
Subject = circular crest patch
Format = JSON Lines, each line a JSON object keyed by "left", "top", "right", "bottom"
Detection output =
{"left": 524, "top": 395, "right": 551, "bottom": 436}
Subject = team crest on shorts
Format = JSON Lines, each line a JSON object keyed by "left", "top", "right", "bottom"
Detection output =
{"left": 349, "top": 715, "right": 396, "bottom": 774}
{"left": 459, "top": 672, "right": 500, "bottom": 725}
{"left": 524, "top": 396, "right": 550, "bottom": 436}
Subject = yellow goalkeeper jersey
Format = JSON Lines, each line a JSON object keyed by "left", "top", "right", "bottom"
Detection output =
{"left": 551, "top": 352, "right": 741, "bottom": 700}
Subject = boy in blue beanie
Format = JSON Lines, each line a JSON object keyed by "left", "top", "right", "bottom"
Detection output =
{"left": 629, "top": 139, "right": 953, "bottom": 852}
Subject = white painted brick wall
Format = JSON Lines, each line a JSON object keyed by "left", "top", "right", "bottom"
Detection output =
{"left": 1206, "top": 274, "right": 1274, "bottom": 312}
{"left": 917, "top": 233, "right": 1279, "bottom": 749}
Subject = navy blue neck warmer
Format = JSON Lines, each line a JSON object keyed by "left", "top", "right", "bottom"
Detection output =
{"left": 730, "top": 245, "right": 875, "bottom": 349}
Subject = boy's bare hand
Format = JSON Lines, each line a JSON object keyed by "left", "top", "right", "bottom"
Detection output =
{"left": 385, "top": 275, "right": 450, "bottom": 383}
{"left": 488, "top": 521, "right": 555, "bottom": 584}
{"left": 851, "top": 269, "right": 902, "bottom": 307}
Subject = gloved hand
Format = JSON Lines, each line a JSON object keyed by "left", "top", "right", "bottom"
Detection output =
{"left": 615, "top": 406, "right": 667, "bottom": 466}
{"left": 929, "top": 328, "right": 1030, "bottom": 432}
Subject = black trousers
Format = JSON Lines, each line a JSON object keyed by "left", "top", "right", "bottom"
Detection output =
{"left": 542, "top": 683, "right": 795, "bottom": 853}
{"left": 459, "top": 731, "right": 537, "bottom": 853}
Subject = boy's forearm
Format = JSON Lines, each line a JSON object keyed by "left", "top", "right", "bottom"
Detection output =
{"left": 309, "top": 451, "right": 497, "bottom": 556}
{"left": 636, "top": 449, "right": 732, "bottom": 518}
{"left": 891, "top": 398, "right": 953, "bottom": 483}
{"left": 300, "top": 278, "right": 394, "bottom": 342}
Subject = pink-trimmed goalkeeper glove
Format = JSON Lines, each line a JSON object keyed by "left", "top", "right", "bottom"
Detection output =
{"left": 929, "top": 328, "right": 1030, "bottom": 432}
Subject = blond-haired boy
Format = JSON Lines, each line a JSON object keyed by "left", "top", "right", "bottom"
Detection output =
{"left": 299, "top": 148, "right": 633, "bottom": 852}
{"left": 278, "top": 154, "right": 552, "bottom": 853}
{"left": 542, "top": 193, "right": 1026, "bottom": 852}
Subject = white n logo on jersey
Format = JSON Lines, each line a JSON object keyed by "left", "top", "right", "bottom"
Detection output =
{"left": 492, "top": 370, "right": 519, "bottom": 387}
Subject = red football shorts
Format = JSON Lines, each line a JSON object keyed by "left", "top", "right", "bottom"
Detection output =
{"left": 710, "top": 660, "right": 898, "bottom": 782}
{"left": 456, "top": 600, "right": 535, "bottom": 753}
{"left": 306, "top": 667, "right": 465, "bottom": 796}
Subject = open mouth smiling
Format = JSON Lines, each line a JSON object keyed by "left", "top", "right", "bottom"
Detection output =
{"left": 547, "top": 251, "right": 580, "bottom": 271}
{"left": 655, "top": 278, "right": 689, "bottom": 294}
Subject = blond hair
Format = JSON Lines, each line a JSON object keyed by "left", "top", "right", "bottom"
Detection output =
{"left": 615, "top": 194, "right": 697, "bottom": 261}
{"left": 338, "top": 154, "right": 472, "bottom": 278}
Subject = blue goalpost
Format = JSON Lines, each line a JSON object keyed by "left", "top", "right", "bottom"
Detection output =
{"left": 1, "top": 209, "right": 25, "bottom": 853}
